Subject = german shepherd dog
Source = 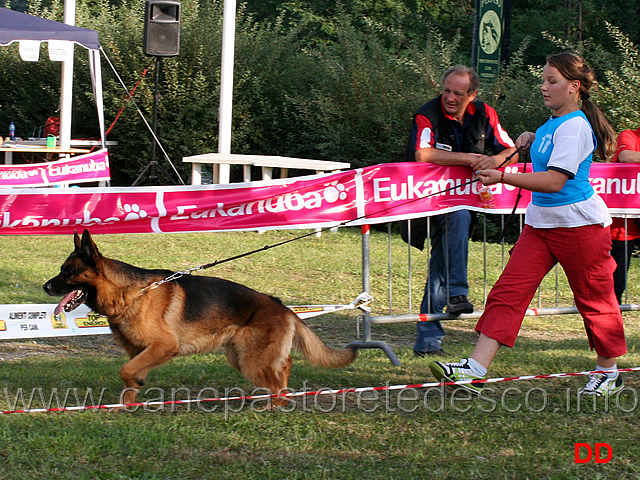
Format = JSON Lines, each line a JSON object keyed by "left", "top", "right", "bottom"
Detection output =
{"left": 43, "top": 230, "right": 357, "bottom": 408}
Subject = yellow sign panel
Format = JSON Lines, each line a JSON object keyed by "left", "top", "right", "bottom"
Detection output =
{"left": 75, "top": 312, "right": 109, "bottom": 328}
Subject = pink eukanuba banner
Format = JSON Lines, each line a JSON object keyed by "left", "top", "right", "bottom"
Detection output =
{"left": 0, "top": 162, "right": 639, "bottom": 235}
{"left": 0, "top": 149, "right": 110, "bottom": 187}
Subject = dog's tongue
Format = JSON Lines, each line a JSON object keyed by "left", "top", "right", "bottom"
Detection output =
{"left": 54, "top": 290, "right": 81, "bottom": 316}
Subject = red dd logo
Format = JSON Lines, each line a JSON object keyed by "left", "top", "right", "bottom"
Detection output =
{"left": 574, "top": 443, "right": 613, "bottom": 464}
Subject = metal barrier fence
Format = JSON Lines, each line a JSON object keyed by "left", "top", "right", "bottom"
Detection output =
{"left": 348, "top": 214, "right": 640, "bottom": 365}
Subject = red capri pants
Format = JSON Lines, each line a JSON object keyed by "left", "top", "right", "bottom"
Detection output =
{"left": 476, "top": 224, "right": 627, "bottom": 358}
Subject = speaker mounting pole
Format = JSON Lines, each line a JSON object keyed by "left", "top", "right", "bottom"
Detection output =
{"left": 132, "top": 56, "right": 175, "bottom": 186}
{"left": 133, "top": 0, "right": 181, "bottom": 186}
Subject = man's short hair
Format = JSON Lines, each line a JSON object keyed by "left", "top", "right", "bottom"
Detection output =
{"left": 441, "top": 65, "right": 480, "bottom": 95}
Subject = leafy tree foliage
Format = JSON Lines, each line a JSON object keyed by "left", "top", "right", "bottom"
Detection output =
{"left": 598, "top": 22, "right": 640, "bottom": 131}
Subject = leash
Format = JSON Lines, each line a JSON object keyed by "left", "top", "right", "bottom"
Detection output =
{"left": 495, "top": 145, "right": 525, "bottom": 170}
{"left": 497, "top": 146, "right": 529, "bottom": 242}
{"left": 141, "top": 229, "right": 344, "bottom": 291}
{"left": 142, "top": 147, "right": 525, "bottom": 292}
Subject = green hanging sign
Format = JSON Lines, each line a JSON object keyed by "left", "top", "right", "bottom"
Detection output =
{"left": 476, "top": 0, "right": 504, "bottom": 84}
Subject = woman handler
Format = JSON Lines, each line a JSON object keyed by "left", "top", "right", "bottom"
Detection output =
{"left": 429, "top": 52, "right": 627, "bottom": 397}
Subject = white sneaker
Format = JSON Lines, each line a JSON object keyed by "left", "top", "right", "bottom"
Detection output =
{"left": 580, "top": 372, "right": 624, "bottom": 397}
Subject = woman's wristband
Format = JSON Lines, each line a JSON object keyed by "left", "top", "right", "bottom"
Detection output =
{"left": 500, "top": 171, "right": 505, "bottom": 183}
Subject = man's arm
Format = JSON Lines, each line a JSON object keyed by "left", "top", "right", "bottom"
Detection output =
{"left": 612, "top": 129, "right": 640, "bottom": 163}
{"left": 415, "top": 147, "right": 480, "bottom": 166}
{"left": 416, "top": 142, "right": 517, "bottom": 170}
{"left": 617, "top": 150, "right": 640, "bottom": 163}
{"left": 480, "top": 104, "right": 518, "bottom": 169}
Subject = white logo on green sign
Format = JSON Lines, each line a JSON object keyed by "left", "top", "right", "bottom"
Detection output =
{"left": 480, "top": 10, "right": 501, "bottom": 55}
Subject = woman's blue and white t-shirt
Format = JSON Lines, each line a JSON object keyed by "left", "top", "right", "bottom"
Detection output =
{"left": 525, "top": 110, "right": 611, "bottom": 228}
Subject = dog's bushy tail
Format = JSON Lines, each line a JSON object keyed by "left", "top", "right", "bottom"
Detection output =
{"left": 293, "top": 316, "right": 357, "bottom": 368}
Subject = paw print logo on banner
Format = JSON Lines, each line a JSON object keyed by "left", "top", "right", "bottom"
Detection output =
{"left": 123, "top": 204, "right": 148, "bottom": 221}
{"left": 323, "top": 181, "right": 347, "bottom": 203}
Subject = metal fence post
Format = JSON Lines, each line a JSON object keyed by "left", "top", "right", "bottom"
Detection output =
{"left": 346, "top": 225, "right": 400, "bottom": 365}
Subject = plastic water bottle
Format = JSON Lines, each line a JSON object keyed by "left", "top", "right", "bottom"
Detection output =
{"left": 9, "top": 121, "right": 15, "bottom": 141}
{"left": 478, "top": 185, "right": 495, "bottom": 208}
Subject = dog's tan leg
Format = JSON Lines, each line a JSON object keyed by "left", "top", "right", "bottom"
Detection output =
{"left": 225, "top": 345, "right": 240, "bottom": 371}
{"left": 237, "top": 345, "right": 294, "bottom": 408}
{"left": 254, "top": 357, "right": 292, "bottom": 408}
{"left": 270, "top": 355, "right": 293, "bottom": 408}
{"left": 223, "top": 306, "right": 296, "bottom": 409}
{"left": 119, "top": 341, "right": 179, "bottom": 405}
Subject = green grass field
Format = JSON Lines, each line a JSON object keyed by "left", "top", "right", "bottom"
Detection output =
{"left": 1, "top": 229, "right": 639, "bottom": 479}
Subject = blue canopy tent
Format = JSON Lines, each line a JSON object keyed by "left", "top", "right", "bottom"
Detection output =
{"left": 0, "top": 7, "right": 105, "bottom": 147}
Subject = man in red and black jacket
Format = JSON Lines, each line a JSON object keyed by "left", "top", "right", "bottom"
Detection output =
{"left": 405, "top": 65, "right": 517, "bottom": 357}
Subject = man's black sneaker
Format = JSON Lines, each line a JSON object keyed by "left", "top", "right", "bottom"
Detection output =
{"left": 414, "top": 349, "right": 450, "bottom": 358}
{"left": 447, "top": 295, "right": 474, "bottom": 315}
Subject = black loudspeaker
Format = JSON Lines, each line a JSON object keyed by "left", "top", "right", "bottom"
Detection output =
{"left": 143, "top": 0, "right": 181, "bottom": 57}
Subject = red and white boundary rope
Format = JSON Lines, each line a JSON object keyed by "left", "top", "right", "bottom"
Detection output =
{"left": 3, "top": 366, "right": 639, "bottom": 415}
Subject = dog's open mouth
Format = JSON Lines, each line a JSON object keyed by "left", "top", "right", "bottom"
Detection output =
{"left": 54, "top": 289, "right": 88, "bottom": 315}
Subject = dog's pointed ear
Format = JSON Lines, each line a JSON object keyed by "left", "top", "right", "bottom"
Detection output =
{"left": 79, "top": 229, "right": 101, "bottom": 260}
{"left": 73, "top": 230, "right": 82, "bottom": 251}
